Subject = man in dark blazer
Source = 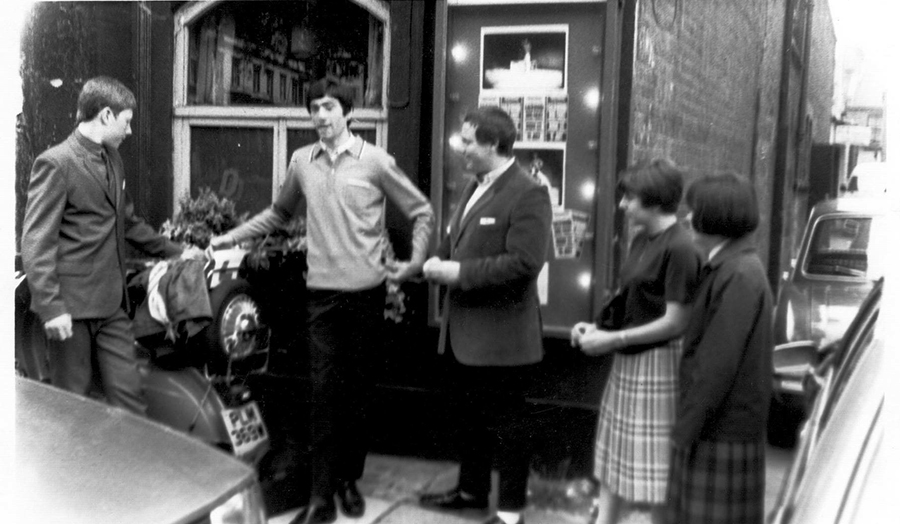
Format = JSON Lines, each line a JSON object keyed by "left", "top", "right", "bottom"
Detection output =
{"left": 420, "top": 106, "right": 552, "bottom": 524}
{"left": 22, "top": 76, "right": 188, "bottom": 415}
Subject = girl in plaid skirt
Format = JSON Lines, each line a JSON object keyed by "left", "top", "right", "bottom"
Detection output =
{"left": 666, "top": 172, "right": 773, "bottom": 524}
{"left": 571, "top": 160, "right": 702, "bottom": 524}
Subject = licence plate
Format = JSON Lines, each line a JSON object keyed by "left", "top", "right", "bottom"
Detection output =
{"left": 222, "top": 401, "right": 269, "bottom": 458}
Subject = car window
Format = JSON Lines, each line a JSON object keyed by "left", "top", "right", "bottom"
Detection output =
{"left": 804, "top": 217, "right": 872, "bottom": 278}
{"left": 820, "top": 303, "right": 879, "bottom": 428}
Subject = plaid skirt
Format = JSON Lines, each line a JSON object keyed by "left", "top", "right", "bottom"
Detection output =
{"left": 665, "top": 440, "right": 765, "bottom": 524}
{"left": 593, "top": 340, "right": 681, "bottom": 503}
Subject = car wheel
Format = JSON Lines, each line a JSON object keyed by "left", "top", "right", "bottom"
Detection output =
{"left": 203, "top": 278, "right": 262, "bottom": 374}
{"left": 767, "top": 397, "right": 803, "bottom": 448}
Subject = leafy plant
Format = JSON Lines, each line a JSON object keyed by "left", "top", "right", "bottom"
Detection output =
{"left": 160, "top": 187, "right": 247, "bottom": 248}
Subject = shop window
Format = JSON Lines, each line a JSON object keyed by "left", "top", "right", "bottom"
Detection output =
{"left": 190, "top": 127, "right": 274, "bottom": 215}
{"left": 186, "top": 0, "right": 384, "bottom": 109}
{"left": 174, "top": 0, "right": 389, "bottom": 215}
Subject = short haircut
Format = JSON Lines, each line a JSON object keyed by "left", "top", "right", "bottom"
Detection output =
{"left": 685, "top": 171, "right": 760, "bottom": 238}
{"left": 76, "top": 76, "right": 136, "bottom": 123}
{"left": 306, "top": 78, "right": 354, "bottom": 115}
{"left": 463, "top": 106, "right": 517, "bottom": 156}
{"left": 618, "top": 159, "right": 684, "bottom": 213}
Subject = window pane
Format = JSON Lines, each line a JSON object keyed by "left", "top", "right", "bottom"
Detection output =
{"left": 286, "top": 128, "right": 376, "bottom": 165}
{"left": 187, "top": 0, "right": 384, "bottom": 108}
{"left": 190, "top": 127, "right": 274, "bottom": 215}
{"left": 805, "top": 217, "right": 872, "bottom": 277}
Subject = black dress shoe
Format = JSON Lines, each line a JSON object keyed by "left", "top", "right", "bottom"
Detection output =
{"left": 483, "top": 515, "right": 524, "bottom": 524}
{"left": 288, "top": 497, "right": 337, "bottom": 524}
{"left": 419, "top": 487, "right": 489, "bottom": 510}
{"left": 335, "top": 480, "right": 366, "bottom": 517}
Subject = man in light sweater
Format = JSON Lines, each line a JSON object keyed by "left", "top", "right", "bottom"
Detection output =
{"left": 210, "top": 78, "right": 433, "bottom": 524}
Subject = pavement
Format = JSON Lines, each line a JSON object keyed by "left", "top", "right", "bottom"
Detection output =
{"left": 268, "top": 446, "right": 795, "bottom": 524}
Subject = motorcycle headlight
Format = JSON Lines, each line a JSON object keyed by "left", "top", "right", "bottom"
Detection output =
{"left": 209, "top": 482, "right": 266, "bottom": 524}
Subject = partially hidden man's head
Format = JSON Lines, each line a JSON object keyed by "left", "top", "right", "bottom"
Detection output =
{"left": 77, "top": 76, "right": 136, "bottom": 148}
{"left": 462, "top": 106, "right": 517, "bottom": 156}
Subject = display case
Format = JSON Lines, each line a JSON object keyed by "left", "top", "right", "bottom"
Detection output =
{"left": 432, "top": 0, "right": 613, "bottom": 336}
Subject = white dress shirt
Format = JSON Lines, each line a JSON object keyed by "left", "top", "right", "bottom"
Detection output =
{"left": 462, "top": 157, "right": 515, "bottom": 219}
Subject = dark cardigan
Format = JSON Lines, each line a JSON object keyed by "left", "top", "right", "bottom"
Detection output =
{"left": 672, "top": 235, "right": 774, "bottom": 447}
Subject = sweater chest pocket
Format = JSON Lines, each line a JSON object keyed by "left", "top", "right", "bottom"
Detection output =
{"left": 341, "top": 178, "right": 381, "bottom": 215}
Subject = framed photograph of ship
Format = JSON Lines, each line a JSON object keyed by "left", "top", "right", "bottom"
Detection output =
{"left": 480, "top": 25, "right": 568, "bottom": 92}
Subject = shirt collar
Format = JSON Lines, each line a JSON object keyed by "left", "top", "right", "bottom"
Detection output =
{"left": 707, "top": 235, "right": 758, "bottom": 268}
{"left": 708, "top": 240, "right": 729, "bottom": 262}
{"left": 477, "top": 157, "right": 515, "bottom": 186}
{"left": 73, "top": 129, "right": 105, "bottom": 157}
{"left": 311, "top": 134, "right": 363, "bottom": 162}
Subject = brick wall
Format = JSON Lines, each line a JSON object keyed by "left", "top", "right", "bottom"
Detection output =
{"left": 625, "top": 0, "right": 827, "bottom": 278}
{"left": 629, "top": 0, "right": 769, "bottom": 175}
{"left": 808, "top": 0, "right": 836, "bottom": 144}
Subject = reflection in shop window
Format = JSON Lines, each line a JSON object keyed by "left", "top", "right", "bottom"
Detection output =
{"left": 187, "top": 0, "right": 384, "bottom": 108}
{"left": 190, "top": 127, "right": 274, "bottom": 215}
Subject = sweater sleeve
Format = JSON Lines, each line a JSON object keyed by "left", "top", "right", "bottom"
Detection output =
{"left": 377, "top": 155, "right": 434, "bottom": 264}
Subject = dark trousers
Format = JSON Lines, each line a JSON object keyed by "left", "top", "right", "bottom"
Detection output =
{"left": 446, "top": 351, "right": 535, "bottom": 511}
{"left": 306, "top": 285, "right": 385, "bottom": 501}
{"left": 47, "top": 307, "right": 147, "bottom": 416}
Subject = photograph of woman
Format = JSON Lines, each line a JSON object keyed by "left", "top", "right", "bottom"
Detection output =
{"left": 570, "top": 159, "right": 703, "bottom": 524}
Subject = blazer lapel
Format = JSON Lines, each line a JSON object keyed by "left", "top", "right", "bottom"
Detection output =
{"left": 73, "top": 135, "right": 117, "bottom": 208}
{"left": 452, "top": 163, "right": 518, "bottom": 249}
{"left": 450, "top": 179, "right": 478, "bottom": 249}
{"left": 101, "top": 148, "right": 119, "bottom": 208}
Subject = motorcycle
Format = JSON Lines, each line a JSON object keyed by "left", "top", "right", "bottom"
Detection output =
{"left": 14, "top": 248, "right": 272, "bottom": 465}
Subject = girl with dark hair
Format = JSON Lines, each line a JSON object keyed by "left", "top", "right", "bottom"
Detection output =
{"left": 571, "top": 159, "right": 702, "bottom": 524}
{"left": 665, "top": 172, "right": 773, "bottom": 524}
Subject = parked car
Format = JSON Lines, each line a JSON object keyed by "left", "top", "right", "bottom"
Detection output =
{"left": 14, "top": 376, "right": 268, "bottom": 524}
{"left": 767, "top": 273, "right": 891, "bottom": 523}
{"left": 769, "top": 197, "right": 890, "bottom": 445}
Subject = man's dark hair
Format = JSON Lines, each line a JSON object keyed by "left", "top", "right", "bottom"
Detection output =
{"left": 685, "top": 171, "right": 760, "bottom": 238}
{"left": 306, "top": 78, "right": 355, "bottom": 115}
{"left": 463, "top": 106, "right": 517, "bottom": 156}
{"left": 76, "top": 76, "right": 136, "bottom": 123}
{"left": 618, "top": 159, "right": 685, "bottom": 214}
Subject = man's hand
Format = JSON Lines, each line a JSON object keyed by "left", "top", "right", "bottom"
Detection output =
{"left": 570, "top": 321, "right": 596, "bottom": 348}
{"left": 206, "top": 234, "right": 236, "bottom": 259}
{"left": 209, "top": 234, "right": 236, "bottom": 250}
{"left": 422, "top": 256, "right": 461, "bottom": 286}
{"left": 180, "top": 245, "right": 208, "bottom": 261}
{"left": 385, "top": 259, "right": 422, "bottom": 284}
{"left": 44, "top": 313, "right": 73, "bottom": 341}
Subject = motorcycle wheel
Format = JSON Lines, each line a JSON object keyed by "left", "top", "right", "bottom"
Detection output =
{"left": 203, "top": 278, "right": 262, "bottom": 374}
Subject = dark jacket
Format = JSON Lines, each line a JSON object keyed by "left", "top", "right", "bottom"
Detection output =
{"left": 436, "top": 162, "right": 552, "bottom": 366}
{"left": 672, "top": 235, "right": 774, "bottom": 447}
{"left": 22, "top": 131, "right": 182, "bottom": 322}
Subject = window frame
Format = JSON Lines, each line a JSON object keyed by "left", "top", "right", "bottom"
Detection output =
{"left": 172, "top": 0, "right": 391, "bottom": 210}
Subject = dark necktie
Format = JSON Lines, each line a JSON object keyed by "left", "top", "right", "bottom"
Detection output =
{"left": 100, "top": 150, "right": 114, "bottom": 194}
